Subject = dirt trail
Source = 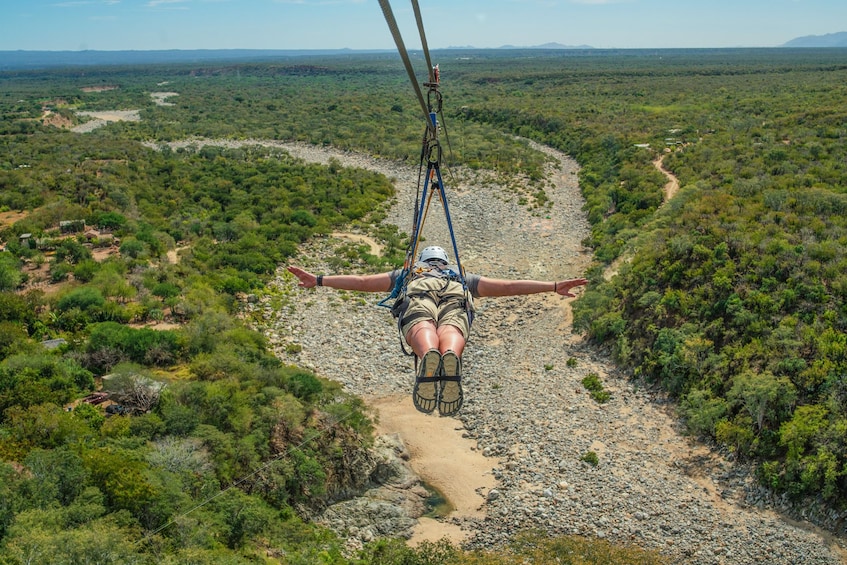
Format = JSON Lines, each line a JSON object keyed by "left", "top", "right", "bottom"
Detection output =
{"left": 654, "top": 153, "right": 680, "bottom": 201}
{"left": 604, "top": 152, "right": 680, "bottom": 281}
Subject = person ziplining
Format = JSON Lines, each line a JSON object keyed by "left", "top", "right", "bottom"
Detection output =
{"left": 287, "top": 0, "right": 587, "bottom": 416}
{"left": 288, "top": 255, "right": 587, "bottom": 416}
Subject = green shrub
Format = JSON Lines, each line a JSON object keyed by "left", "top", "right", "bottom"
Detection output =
{"left": 0, "top": 254, "right": 23, "bottom": 291}
{"left": 581, "top": 373, "right": 611, "bottom": 403}
{"left": 87, "top": 322, "right": 184, "bottom": 371}
{"left": 56, "top": 287, "right": 106, "bottom": 313}
{"left": 72, "top": 259, "right": 100, "bottom": 283}
{"left": 580, "top": 451, "right": 600, "bottom": 467}
{"left": 681, "top": 388, "right": 728, "bottom": 438}
{"left": 286, "top": 371, "right": 323, "bottom": 401}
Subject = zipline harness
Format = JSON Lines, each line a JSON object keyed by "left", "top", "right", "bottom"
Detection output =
{"left": 376, "top": 0, "right": 468, "bottom": 330}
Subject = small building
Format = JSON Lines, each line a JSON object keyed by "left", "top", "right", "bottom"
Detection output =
{"left": 19, "top": 233, "right": 34, "bottom": 249}
{"left": 60, "top": 220, "right": 86, "bottom": 234}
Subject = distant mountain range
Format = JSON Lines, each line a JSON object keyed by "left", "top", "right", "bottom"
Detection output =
{"left": 1, "top": 36, "right": 845, "bottom": 71}
{"left": 783, "top": 31, "right": 847, "bottom": 47}
{"left": 498, "top": 42, "right": 595, "bottom": 50}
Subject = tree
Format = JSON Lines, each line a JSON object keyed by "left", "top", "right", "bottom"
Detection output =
{"left": 23, "top": 447, "right": 88, "bottom": 506}
{"left": 0, "top": 461, "right": 25, "bottom": 540}
{"left": 92, "top": 268, "right": 137, "bottom": 303}
{"left": 0, "top": 321, "right": 29, "bottom": 358}
{"left": 0, "top": 508, "right": 146, "bottom": 565}
{"left": 82, "top": 448, "right": 157, "bottom": 516}
{"left": 94, "top": 210, "right": 128, "bottom": 231}
{"left": 212, "top": 489, "right": 278, "bottom": 550}
{"left": 2, "top": 403, "right": 93, "bottom": 451}
{"left": 0, "top": 254, "right": 23, "bottom": 291}
{"left": 681, "top": 388, "right": 729, "bottom": 438}
{"left": 53, "top": 239, "right": 92, "bottom": 265}
{"left": 0, "top": 355, "right": 94, "bottom": 419}
{"left": 56, "top": 286, "right": 105, "bottom": 313}
{"left": 101, "top": 364, "right": 166, "bottom": 414}
{"left": 728, "top": 370, "right": 797, "bottom": 434}
{"left": 86, "top": 322, "right": 184, "bottom": 369}
{"left": 119, "top": 237, "right": 145, "bottom": 259}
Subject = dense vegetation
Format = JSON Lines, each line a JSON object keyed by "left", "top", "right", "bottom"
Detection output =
{"left": 1, "top": 66, "right": 408, "bottom": 561}
{"left": 1, "top": 47, "right": 847, "bottom": 561}
{"left": 559, "top": 50, "right": 847, "bottom": 512}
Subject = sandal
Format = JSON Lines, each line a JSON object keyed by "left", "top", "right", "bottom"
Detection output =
{"left": 412, "top": 349, "right": 441, "bottom": 414}
{"left": 438, "top": 350, "right": 463, "bottom": 416}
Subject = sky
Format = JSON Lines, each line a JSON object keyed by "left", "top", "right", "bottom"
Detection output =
{"left": 1, "top": 0, "right": 846, "bottom": 52}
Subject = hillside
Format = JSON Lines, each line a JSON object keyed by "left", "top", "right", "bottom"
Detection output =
{"left": 783, "top": 31, "right": 847, "bottom": 47}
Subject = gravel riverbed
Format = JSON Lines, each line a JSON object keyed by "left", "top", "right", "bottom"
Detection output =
{"left": 165, "top": 138, "right": 845, "bottom": 564}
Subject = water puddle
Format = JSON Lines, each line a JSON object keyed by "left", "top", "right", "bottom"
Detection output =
{"left": 421, "top": 481, "right": 454, "bottom": 518}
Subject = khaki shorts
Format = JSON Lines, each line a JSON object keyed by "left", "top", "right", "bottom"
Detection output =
{"left": 400, "top": 276, "right": 472, "bottom": 339}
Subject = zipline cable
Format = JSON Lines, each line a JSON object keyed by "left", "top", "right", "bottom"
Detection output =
{"left": 411, "top": 0, "right": 435, "bottom": 84}
{"left": 377, "top": 0, "right": 434, "bottom": 135}
{"left": 377, "top": 0, "right": 469, "bottom": 351}
{"left": 379, "top": 0, "right": 466, "bottom": 294}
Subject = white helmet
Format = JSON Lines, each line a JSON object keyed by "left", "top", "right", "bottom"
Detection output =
{"left": 419, "top": 245, "right": 449, "bottom": 264}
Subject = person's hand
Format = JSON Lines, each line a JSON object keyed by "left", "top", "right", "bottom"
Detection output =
{"left": 555, "top": 277, "right": 588, "bottom": 297}
{"left": 287, "top": 266, "right": 317, "bottom": 288}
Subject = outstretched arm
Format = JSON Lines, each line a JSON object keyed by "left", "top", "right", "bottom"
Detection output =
{"left": 476, "top": 276, "right": 588, "bottom": 298}
{"left": 287, "top": 266, "right": 393, "bottom": 293}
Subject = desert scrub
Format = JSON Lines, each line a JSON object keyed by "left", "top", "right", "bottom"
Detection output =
{"left": 580, "top": 451, "right": 600, "bottom": 467}
{"left": 582, "top": 372, "right": 611, "bottom": 403}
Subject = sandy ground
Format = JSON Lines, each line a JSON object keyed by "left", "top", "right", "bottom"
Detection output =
{"left": 151, "top": 92, "right": 178, "bottom": 106}
{"left": 367, "top": 395, "right": 499, "bottom": 545}
{"left": 0, "top": 210, "right": 29, "bottom": 229}
{"left": 330, "top": 232, "right": 384, "bottom": 256}
{"left": 71, "top": 110, "right": 141, "bottom": 133}
{"left": 75, "top": 110, "right": 141, "bottom": 122}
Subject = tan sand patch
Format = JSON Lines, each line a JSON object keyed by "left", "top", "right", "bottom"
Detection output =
{"left": 367, "top": 394, "right": 499, "bottom": 545}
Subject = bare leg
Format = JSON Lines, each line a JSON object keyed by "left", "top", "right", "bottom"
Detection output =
{"left": 436, "top": 326, "right": 464, "bottom": 416}
{"left": 405, "top": 321, "right": 439, "bottom": 358}
{"left": 436, "top": 325, "right": 465, "bottom": 357}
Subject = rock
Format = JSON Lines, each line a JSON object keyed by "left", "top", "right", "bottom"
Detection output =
{"left": 315, "top": 433, "right": 427, "bottom": 544}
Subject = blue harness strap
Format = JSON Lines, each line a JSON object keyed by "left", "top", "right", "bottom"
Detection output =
{"left": 377, "top": 267, "right": 408, "bottom": 309}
